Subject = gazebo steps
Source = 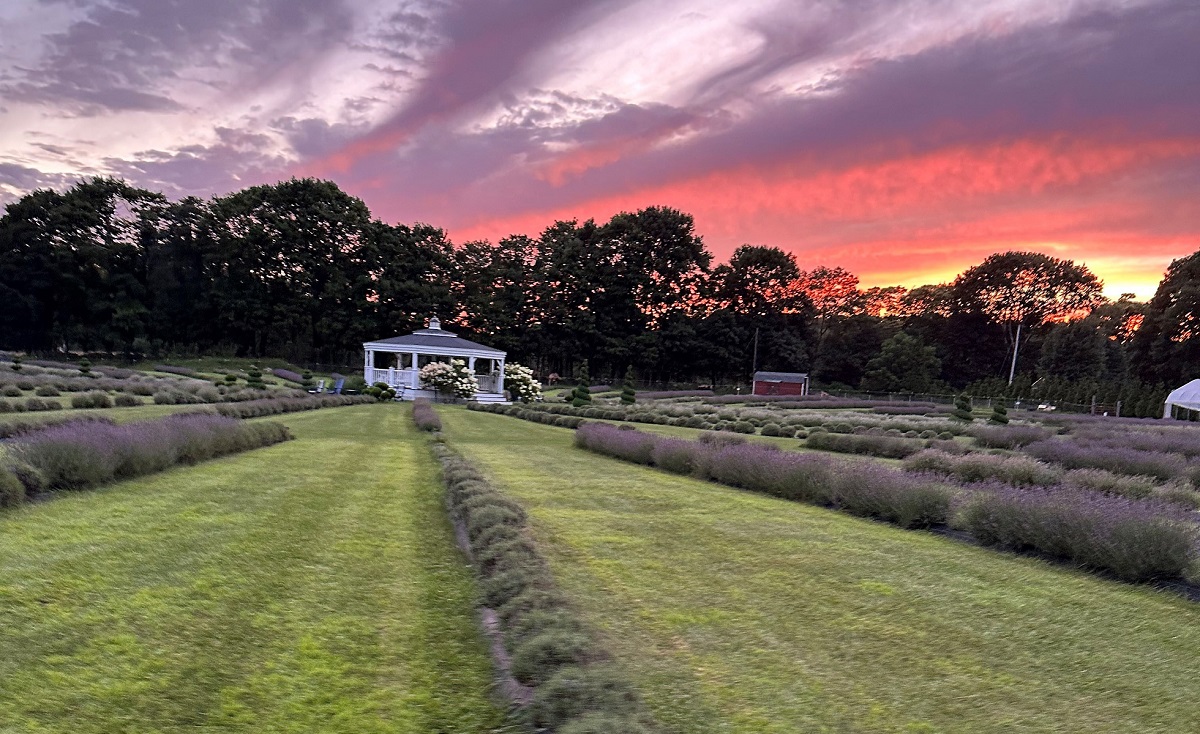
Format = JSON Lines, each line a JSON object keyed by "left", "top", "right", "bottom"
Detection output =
{"left": 473, "top": 393, "right": 510, "bottom": 404}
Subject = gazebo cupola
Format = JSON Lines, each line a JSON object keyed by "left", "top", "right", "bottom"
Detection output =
{"left": 362, "top": 317, "right": 507, "bottom": 401}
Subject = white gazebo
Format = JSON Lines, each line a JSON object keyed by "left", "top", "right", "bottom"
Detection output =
{"left": 363, "top": 317, "right": 508, "bottom": 403}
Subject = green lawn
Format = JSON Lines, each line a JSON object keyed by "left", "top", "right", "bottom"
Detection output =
{"left": 441, "top": 407, "right": 1200, "bottom": 733}
{"left": 0, "top": 404, "right": 509, "bottom": 733}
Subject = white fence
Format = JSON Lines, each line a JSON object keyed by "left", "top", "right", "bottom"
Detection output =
{"left": 366, "top": 367, "right": 501, "bottom": 394}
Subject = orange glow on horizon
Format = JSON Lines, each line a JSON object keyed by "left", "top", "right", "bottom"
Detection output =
{"left": 434, "top": 134, "right": 1199, "bottom": 300}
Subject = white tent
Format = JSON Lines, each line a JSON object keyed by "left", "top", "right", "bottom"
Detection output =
{"left": 1163, "top": 379, "right": 1200, "bottom": 419}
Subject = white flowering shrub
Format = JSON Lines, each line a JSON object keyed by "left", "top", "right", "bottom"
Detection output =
{"left": 419, "top": 359, "right": 477, "bottom": 399}
{"left": 504, "top": 362, "right": 542, "bottom": 403}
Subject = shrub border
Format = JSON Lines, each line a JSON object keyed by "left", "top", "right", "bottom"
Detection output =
{"left": 420, "top": 411, "right": 656, "bottom": 731}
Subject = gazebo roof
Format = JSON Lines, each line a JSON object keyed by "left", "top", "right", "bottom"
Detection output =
{"left": 363, "top": 318, "right": 506, "bottom": 357}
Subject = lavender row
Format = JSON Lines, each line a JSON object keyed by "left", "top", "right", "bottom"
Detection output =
{"left": 0, "top": 413, "right": 292, "bottom": 503}
{"left": 428, "top": 440, "right": 654, "bottom": 730}
{"left": 573, "top": 423, "right": 1197, "bottom": 582}
{"left": 411, "top": 398, "right": 441, "bottom": 432}
{"left": 575, "top": 424, "right": 953, "bottom": 530}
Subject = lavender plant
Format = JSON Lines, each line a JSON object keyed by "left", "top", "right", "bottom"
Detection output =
{"left": 8, "top": 413, "right": 292, "bottom": 492}
{"left": 412, "top": 398, "right": 442, "bottom": 432}
{"left": 956, "top": 484, "right": 1197, "bottom": 581}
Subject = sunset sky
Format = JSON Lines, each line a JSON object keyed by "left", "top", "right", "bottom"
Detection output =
{"left": 1, "top": 0, "right": 1197, "bottom": 298}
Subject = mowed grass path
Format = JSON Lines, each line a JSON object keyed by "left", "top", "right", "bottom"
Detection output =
{"left": 0, "top": 404, "right": 508, "bottom": 733}
{"left": 441, "top": 408, "right": 1200, "bottom": 733}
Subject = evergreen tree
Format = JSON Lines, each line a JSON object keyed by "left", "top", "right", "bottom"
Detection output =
{"left": 78, "top": 357, "right": 92, "bottom": 377}
{"left": 952, "top": 393, "right": 974, "bottom": 422}
{"left": 571, "top": 365, "right": 593, "bottom": 407}
{"left": 621, "top": 366, "right": 637, "bottom": 405}
{"left": 10, "top": 354, "right": 21, "bottom": 372}
{"left": 989, "top": 399, "right": 1009, "bottom": 424}
{"left": 246, "top": 365, "right": 266, "bottom": 390}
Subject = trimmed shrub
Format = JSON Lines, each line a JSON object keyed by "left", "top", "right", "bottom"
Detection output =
{"left": 4, "top": 460, "right": 46, "bottom": 497}
{"left": 527, "top": 665, "right": 645, "bottom": 730}
{"left": 731, "top": 420, "right": 756, "bottom": 434}
{"left": 1, "top": 385, "right": 21, "bottom": 397}
{"left": 70, "top": 390, "right": 112, "bottom": 409}
{"left": 957, "top": 485, "right": 1197, "bottom": 581}
{"left": 951, "top": 393, "right": 974, "bottom": 422}
{"left": 558, "top": 713, "right": 652, "bottom": 734}
{"left": 0, "top": 469, "right": 24, "bottom": 508}
{"left": 34, "top": 385, "right": 60, "bottom": 397}
{"left": 113, "top": 394, "right": 140, "bottom": 407}
{"left": 511, "top": 630, "right": 591, "bottom": 686}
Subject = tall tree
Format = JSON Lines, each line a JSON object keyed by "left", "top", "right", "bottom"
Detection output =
{"left": 1130, "top": 249, "right": 1200, "bottom": 385}
{"left": 952, "top": 251, "right": 1104, "bottom": 383}
{"left": 860, "top": 332, "right": 941, "bottom": 392}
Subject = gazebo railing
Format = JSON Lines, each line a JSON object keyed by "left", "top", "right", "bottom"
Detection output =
{"left": 367, "top": 367, "right": 502, "bottom": 394}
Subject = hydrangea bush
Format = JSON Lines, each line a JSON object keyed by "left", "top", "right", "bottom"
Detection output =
{"left": 504, "top": 362, "right": 541, "bottom": 403}
{"left": 419, "top": 359, "right": 477, "bottom": 399}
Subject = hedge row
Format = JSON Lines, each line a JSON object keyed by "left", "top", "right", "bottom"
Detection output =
{"left": 574, "top": 423, "right": 1198, "bottom": 582}
{"left": 209, "top": 394, "right": 375, "bottom": 418}
{"left": 467, "top": 402, "right": 587, "bottom": 429}
{"left": 427, "top": 439, "right": 654, "bottom": 732}
{"left": 0, "top": 413, "right": 292, "bottom": 505}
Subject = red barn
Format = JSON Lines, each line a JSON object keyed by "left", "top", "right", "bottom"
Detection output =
{"left": 752, "top": 371, "right": 809, "bottom": 396}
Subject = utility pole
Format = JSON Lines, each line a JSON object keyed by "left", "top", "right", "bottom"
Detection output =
{"left": 1007, "top": 322, "right": 1022, "bottom": 385}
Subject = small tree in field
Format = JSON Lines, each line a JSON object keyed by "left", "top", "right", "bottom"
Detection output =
{"left": 10, "top": 355, "right": 21, "bottom": 372}
{"left": 952, "top": 393, "right": 974, "bottom": 422}
{"left": 301, "top": 369, "right": 313, "bottom": 387}
{"left": 224, "top": 373, "right": 238, "bottom": 386}
{"left": 621, "top": 367, "right": 637, "bottom": 405}
{"left": 246, "top": 365, "right": 266, "bottom": 390}
{"left": 78, "top": 357, "right": 92, "bottom": 377}
{"left": 571, "top": 365, "right": 593, "bottom": 407}
{"left": 990, "top": 399, "right": 1010, "bottom": 424}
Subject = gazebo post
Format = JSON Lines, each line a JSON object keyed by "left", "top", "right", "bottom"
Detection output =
{"left": 497, "top": 358, "right": 505, "bottom": 395}
{"left": 411, "top": 352, "right": 419, "bottom": 388}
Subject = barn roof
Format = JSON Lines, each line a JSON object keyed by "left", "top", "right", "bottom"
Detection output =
{"left": 753, "top": 371, "right": 809, "bottom": 382}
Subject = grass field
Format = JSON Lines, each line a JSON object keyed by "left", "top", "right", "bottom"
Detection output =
{"left": 0, "top": 404, "right": 509, "bottom": 733}
{"left": 441, "top": 407, "right": 1200, "bottom": 733}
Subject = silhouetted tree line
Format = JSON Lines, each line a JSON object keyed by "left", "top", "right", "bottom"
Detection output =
{"left": 2, "top": 178, "right": 1196, "bottom": 414}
